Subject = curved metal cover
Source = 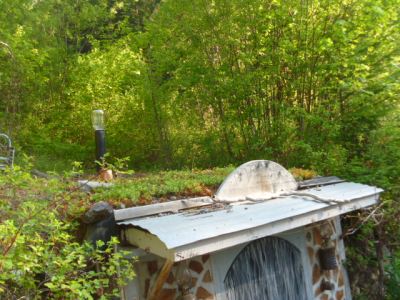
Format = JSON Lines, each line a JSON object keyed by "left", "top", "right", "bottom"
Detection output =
{"left": 215, "top": 160, "right": 297, "bottom": 202}
{"left": 120, "top": 181, "right": 383, "bottom": 261}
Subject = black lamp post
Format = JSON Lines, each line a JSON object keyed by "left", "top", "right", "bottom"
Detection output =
{"left": 92, "top": 109, "right": 106, "bottom": 172}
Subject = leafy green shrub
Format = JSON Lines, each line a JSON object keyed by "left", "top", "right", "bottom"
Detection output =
{"left": 0, "top": 167, "right": 135, "bottom": 299}
{"left": 341, "top": 114, "right": 400, "bottom": 299}
{"left": 386, "top": 250, "right": 400, "bottom": 300}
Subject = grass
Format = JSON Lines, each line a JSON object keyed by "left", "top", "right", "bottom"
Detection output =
{"left": 1, "top": 161, "right": 316, "bottom": 220}
{"left": 91, "top": 166, "right": 235, "bottom": 206}
{"left": 0, "top": 163, "right": 235, "bottom": 221}
{"left": 90, "top": 166, "right": 318, "bottom": 207}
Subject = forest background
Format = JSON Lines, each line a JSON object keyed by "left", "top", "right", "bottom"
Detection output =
{"left": 0, "top": 0, "right": 399, "bottom": 299}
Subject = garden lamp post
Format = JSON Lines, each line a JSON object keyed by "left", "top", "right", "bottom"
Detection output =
{"left": 92, "top": 109, "right": 106, "bottom": 172}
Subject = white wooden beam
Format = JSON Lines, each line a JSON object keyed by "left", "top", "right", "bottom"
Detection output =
{"left": 114, "top": 196, "right": 213, "bottom": 221}
{"left": 124, "top": 228, "right": 175, "bottom": 261}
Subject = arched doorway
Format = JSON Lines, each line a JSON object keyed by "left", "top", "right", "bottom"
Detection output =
{"left": 224, "top": 236, "right": 307, "bottom": 300}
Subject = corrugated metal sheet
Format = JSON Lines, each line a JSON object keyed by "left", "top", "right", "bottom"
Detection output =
{"left": 120, "top": 196, "right": 321, "bottom": 247}
{"left": 118, "top": 182, "right": 383, "bottom": 261}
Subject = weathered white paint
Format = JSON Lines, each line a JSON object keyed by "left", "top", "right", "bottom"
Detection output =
{"left": 114, "top": 196, "right": 213, "bottom": 221}
{"left": 118, "top": 246, "right": 141, "bottom": 300}
{"left": 78, "top": 180, "right": 113, "bottom": 192}
{"left": 214, "top": 160, "right": 298, "bottom": 202}
{"left": 211, "top": 229, "right": 313, "bottom": 300}
{"left": 120, "top": 181, "right": 382, "bottom": 249}
{"left": 334, "top": 216, "right": 352, "bottom": 300}
{"left": 122, "top": 190, "right": 381, "bottom": 261}
{"left": 117, "top": 160, "right": 383, "bottom": 300}
{"left": 124, "top": 229, "right": 174, "bottom": 260}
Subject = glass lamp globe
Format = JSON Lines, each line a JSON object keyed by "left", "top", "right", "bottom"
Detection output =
{"left": 92, "top": 109, "right": 105, "bottom": 130}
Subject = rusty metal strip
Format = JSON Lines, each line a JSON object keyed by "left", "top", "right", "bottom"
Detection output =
{"left": 298, "top": 176, "right": 345, "bottom": 189}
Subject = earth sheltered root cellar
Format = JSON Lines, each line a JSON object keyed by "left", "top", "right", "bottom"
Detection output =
{"left": 113, "top": 160, "right": 383, "bottom": 300}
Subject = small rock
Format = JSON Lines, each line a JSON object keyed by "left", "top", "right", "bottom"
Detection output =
{"left": 83, "top": 201, "right": 113, "bottom": 224}
{"left": 189, "top": 260, "right": 203, "bottom": 274}
{"left": 196, "top": 287, "right": 213, "bottom": 299}
{"left": 84, "top": 214, "right": 118, "bottom": 247}
{"left": 78, "top": 180, "right": 113, "bottom": 192}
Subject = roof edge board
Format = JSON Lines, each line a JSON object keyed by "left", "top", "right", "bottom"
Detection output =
{"left": 115, "top": 196, "right": 213, "bottom": 221}
{"left": 124, "top": 227, "right": 175, "bottom": 261}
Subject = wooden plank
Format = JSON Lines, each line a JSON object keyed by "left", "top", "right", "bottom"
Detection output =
{"left": 298, "top": 176, "right": 345, "bottom": 189}
{"left": 114, "top": 196, "right": 213, "bottom": 221}
{"left": 147, "top": 259, "right": 174, "bottom": 300}
{"left": 124, "top": 228, "right": 174, "bottom": 261}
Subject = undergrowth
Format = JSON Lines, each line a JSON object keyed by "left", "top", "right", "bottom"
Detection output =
{"left": 0, "top": 162, "right": 235, "bottom": 298}
{"left": 0, "top": 166, "right": 135, "bottom": 299}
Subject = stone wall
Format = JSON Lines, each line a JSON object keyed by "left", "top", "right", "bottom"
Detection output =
{"left": 136, "top": 254, "right": 215, "bottom": 300}
{"left": 131, "top": 217, "right": 349, "bottom": 300}
{"left": 306, "top": 218, "right": 348, "bottom": 300}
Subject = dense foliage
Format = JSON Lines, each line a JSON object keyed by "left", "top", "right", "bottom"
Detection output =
{"left": 0, "top": 0, "right": 399, "bottom": 298}
{"left": 0, "top": 164, "right": 233, "bottom": 299}
{"left": 0, "top": 166, "right": 135, "bottom": 299}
